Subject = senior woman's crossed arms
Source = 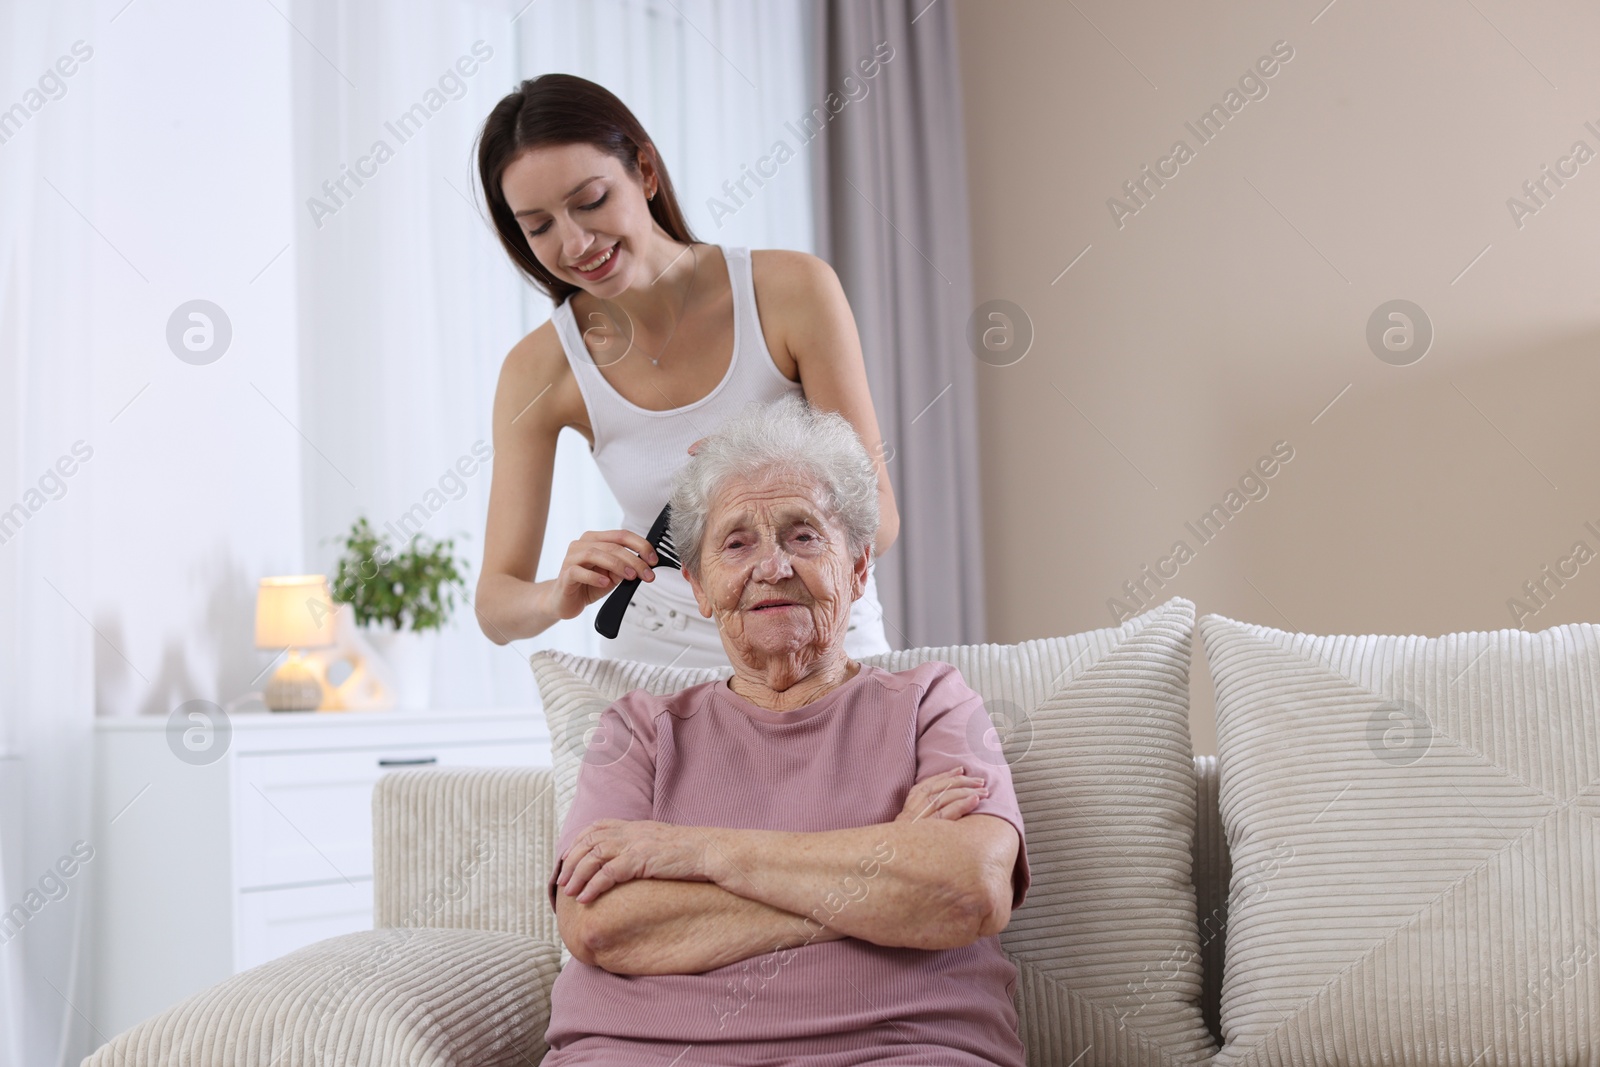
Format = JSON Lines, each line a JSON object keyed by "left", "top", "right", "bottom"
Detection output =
{"left": 539, "top": 395, "right": 1031, "bottom": 1067}
{"left": 557, "top": 763, "right": 1013, "bottom": 968}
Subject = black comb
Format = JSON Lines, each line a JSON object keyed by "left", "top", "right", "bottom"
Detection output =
{"left": 595, "top": 502, "right": 683, "bottom": 639}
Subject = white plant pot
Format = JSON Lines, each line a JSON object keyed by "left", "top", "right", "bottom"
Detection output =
{"left": 361, "top": 625, "right": 437, "bottom": 710}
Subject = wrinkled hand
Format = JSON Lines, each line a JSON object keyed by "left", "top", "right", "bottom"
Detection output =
{"left": 895, "top": 767, "right": 988, "bottom": 823}
{"left": 556, "top": 819, "right": 713, "bottom": 903}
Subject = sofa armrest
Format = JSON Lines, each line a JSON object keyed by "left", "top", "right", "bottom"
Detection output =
{"left": 373, "top": 766, "right": 559, "bottom": 949}
{"left": 82, "top": 928, "right": 561, "bottom": 1067}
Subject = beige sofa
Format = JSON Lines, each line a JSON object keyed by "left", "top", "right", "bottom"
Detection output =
{"left": 84, "top": 599, "right": 1600, "bottom": 1065}
{"left": 77, "top": 757, "right": 1232, "bottom": 1066}
{"left": 75, "top": 755, "right": 1228, "bottom": 1062}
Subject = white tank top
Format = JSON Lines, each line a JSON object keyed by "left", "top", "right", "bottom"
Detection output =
{"left": 550, "top": 244, "right": 805, "bottom": 611}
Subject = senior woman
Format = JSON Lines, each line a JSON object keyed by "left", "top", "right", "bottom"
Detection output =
{"left": 541, "top": 395, "right": 1031, "bottom": 1066}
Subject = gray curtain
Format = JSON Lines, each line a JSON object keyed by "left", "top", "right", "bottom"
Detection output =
{"left": 808, "top": 0, "right": 987, "bottom": 648}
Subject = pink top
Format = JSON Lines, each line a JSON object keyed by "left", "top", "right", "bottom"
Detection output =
{"left": 542, "top": 661, "right": 1031, "bottom": 1066}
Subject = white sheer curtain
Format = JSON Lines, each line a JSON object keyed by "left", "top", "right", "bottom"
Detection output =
{"left": 293, "top": 0, "right": 816, "bottom": 707}
{"left": 0, "top": 4, "right": 97, "bottom": 1065}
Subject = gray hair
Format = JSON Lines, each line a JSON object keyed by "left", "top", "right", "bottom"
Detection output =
{"left": 668, "top": 394, "right": 880, "bottom": 579}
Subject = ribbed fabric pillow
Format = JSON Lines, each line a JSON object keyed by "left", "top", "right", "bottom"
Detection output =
{"left": 1199, "top": 613, "right": 1600, "bottom": 1066}
{"left": 531, "top": 596, "right": 1216, "bottom": 1065}
{"left": 81, "top": 928, "right": 561, "bottom": 1066}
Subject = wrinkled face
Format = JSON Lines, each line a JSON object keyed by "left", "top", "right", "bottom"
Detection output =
{"left": 685, "top": 471, "right": 868, "bottom": 665}
{"left": 499, "top": 141, "right": 655, "bottom": 295}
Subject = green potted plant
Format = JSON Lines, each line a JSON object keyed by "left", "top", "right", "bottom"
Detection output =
{"left": 325, "top": 516, "right": 470, "bottom": 710}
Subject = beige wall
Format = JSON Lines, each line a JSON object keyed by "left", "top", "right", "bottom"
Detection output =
{"left": 955, "top": 0, "right": 1600, "bottom": 754}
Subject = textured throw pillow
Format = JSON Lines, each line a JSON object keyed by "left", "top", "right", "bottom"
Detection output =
{"left": 531, "top": 595, "right": 1216, "bottom": 1066}
{"left": 1199, "top": 613, "right": 1600, "bottom": 1066}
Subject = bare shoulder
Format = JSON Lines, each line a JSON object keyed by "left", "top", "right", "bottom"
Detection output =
{"left": 498, "top": 317, "right": 565, "bottom": 392}
{"left": 493, "top": 317, "right": 588, "bottom": 442}
{"left": 749, "top": 247, "right": 839, "bottom": 302}
{"left": 748, "top": 249, "right": 849, "bottom": 378}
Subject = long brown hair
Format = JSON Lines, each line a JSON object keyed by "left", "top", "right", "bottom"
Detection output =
{"left": 475, "top": 73, "right": 701, "bottom": 307}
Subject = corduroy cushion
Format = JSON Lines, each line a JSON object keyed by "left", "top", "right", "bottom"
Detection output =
{"left": 531, "top": 595, "right": 1216, "bottom": 1065}
{"left": 81, "top": 928, "right": 561, "bottom": 1067}
{"left": 1200, "top": 613, "right": 1600, "bottom": 1066}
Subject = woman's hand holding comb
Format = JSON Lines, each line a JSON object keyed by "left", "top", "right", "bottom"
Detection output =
{"left": 541, "top": 529, "right": 661, "bottom": 622}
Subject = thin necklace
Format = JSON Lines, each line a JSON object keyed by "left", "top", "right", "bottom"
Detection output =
{"left": 601, "top": 242, "right": 699, "bottom": 368}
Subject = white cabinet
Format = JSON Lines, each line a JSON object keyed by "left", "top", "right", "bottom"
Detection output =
{"left": 91, "top": 708, "right": 549, "bottom": 1039}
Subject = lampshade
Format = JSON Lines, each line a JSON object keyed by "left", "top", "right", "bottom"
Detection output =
{"left": 255, "top": 574, "right": 338, "bottom": 650}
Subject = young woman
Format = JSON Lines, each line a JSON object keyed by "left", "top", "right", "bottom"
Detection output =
{"left": 472, "top": 73, "right": 899, "bottom": 668}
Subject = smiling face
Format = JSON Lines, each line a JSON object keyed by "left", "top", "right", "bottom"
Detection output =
{"left": 684, "top": 469, "right": 869, "bottom": 672}
{"left": 498, "top": 141, "right": 658, "bottom": 293}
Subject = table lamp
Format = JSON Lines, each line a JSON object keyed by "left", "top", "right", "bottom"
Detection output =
{"left": 255, "top": 574, "right": 339, "bottom": 712}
